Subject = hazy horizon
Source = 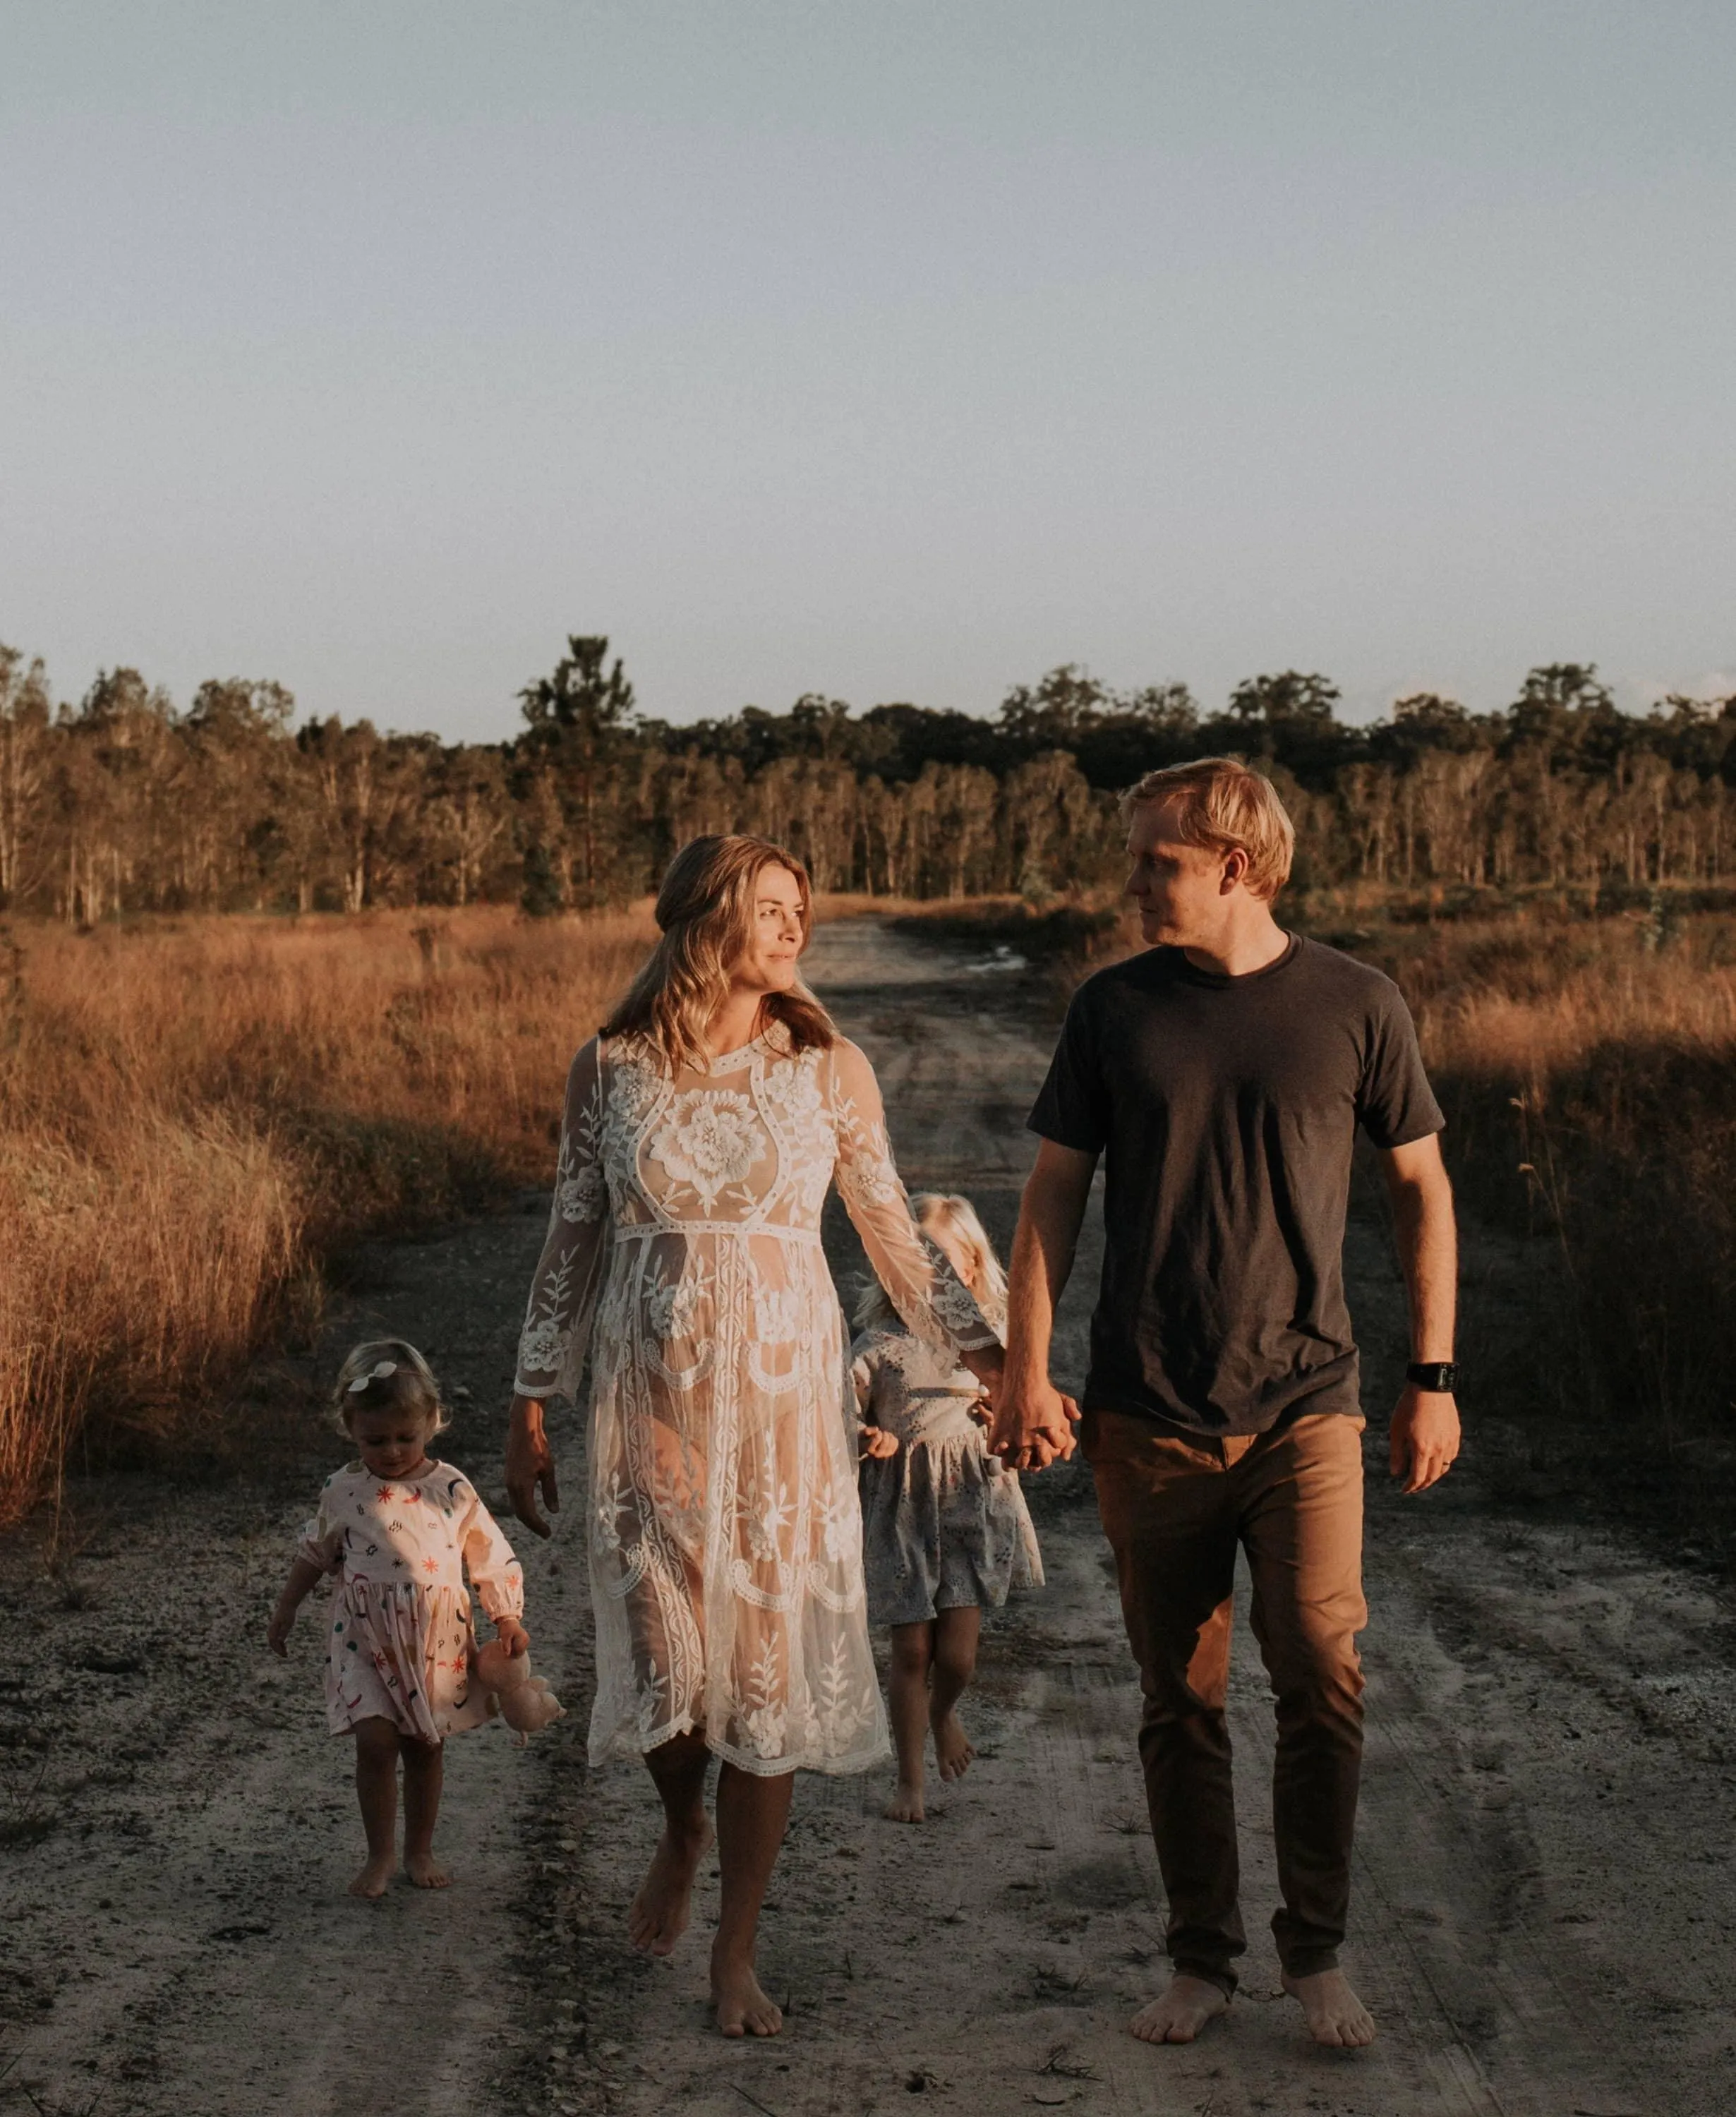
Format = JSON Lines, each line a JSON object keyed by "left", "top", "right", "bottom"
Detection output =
{"left": 4, "top": 1, "right": 1733, "bottom": 743}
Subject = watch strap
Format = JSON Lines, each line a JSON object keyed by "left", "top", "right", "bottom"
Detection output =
{"left": 1406, "top": 1360, "right": 1458, "bottom": 1394}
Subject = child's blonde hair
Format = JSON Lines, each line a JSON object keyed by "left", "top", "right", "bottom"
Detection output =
{"left": 852, "top": 1193, "right": 1009, "bottom": 1335}
{"left": 332, "top": 1338, "right": 449, "bottom": 1436}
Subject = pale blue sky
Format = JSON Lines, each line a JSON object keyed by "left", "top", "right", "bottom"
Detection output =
{"left": 4, "top": 1, "right": 1732, "bottom": 740}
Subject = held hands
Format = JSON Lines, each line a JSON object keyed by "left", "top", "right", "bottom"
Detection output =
{"left": 988, "top": 1371, "right": 1081, "bottom": 1472}
{"left": 1390, "top": 1386, "right": 1461, "bottom": 1494}
{"left": 506, "top": 1394, "right": 560, "bottom": 1538}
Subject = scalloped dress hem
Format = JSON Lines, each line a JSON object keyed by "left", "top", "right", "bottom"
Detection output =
{"left": 591, "top": 1715, "right": 893, "bottom": 1778}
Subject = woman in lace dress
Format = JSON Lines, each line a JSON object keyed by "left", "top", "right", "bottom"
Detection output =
{"left": 504, "top": 835, "right": 1002, "bottom": 2038}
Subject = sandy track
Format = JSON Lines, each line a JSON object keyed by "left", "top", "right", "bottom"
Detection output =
{"left": 4, "top": 917, "right": 1734, "bottom": 2116}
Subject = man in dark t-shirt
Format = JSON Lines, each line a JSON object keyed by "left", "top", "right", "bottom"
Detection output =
{"left": 994, "top": 757, "right": 1460, "bottom": 2052}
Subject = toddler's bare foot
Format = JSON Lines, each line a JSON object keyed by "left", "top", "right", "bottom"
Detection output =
{"left": 932, "top": 1710, "right": 975, "bottom": 1783}
{"left": 1130, "top": 1974, "right": 1230, "bottom": 2044}
{"left": 627, "top": 1818, "right": 713, "bottom": 1956}
{"left": 406, "top": 1851, "right": 451, "bottom": 1889}
{"left": 711, "top": 1949, "right": 783, "bottom": 2038}
{"left": 1283, "top": 1968, "right": 1376, "bottom": 2047}
{"left": 884, "top": 1779, "right": 926, "bottom": 1823}
{"left": 348, "top": 1854, "right": 394, "bottom": 1900}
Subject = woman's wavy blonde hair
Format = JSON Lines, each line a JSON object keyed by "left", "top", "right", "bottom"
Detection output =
{"left": 601, "top": 834, "right": 838, "bottom": 1077}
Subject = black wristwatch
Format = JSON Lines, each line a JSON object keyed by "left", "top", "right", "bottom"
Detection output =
{"left": 1405, "top": 1361, "right": 1459, "bottom": 1394}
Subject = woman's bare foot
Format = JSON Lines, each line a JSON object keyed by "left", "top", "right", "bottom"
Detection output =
{"left": 1282, "top": 1968, "right": 1376, "bottom": 2047}
{"left": 348, "top": 1854, "right": 394, "bottom": 1900}
{"left": 405, "top": 1851, "right": 451, "bottom": 1889}
{"left": 1130, "top": 1973, "right": 1230, "bottom": 2044}
{"left": 627, "top": 1818, "right": 714, "bottom": 1956}
{"left": 883, "top": 1779, "right": 926, "bottom": 1823}
{"left": 711, "top": 1949, "right": 783, "bottom": 2038}
{"left": 932, "top": 1709, "right": 975, "bottom": 1783}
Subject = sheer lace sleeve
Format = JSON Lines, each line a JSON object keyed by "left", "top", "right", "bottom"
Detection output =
{"left": 828, "top": 1039, "right": 1001, "bottom": 1355}
{"left": 515, "top": 1038, "right": 612, "bottom": 1401}
{"left": 455, "top": 1481, "right": 527, "bottom": 1622}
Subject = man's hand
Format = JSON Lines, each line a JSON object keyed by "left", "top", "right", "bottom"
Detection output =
{"left": 989, "top": 1372, "right": 1081, "bottom": 1471}
{"left": 506, "top": 1394, "right": 560, "bottom": 1537}
{"left": 1390, "top": 1387, "right": 1460, "bottom": 1494}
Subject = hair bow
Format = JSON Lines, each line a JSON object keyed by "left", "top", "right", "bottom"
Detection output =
{"left": 348, "top": 1359, "right": 399, "bottom": 1394}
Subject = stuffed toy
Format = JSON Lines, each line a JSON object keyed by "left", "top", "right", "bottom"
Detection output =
{"left": 473, "top": 1638, "right": 566, "bottom": 1742}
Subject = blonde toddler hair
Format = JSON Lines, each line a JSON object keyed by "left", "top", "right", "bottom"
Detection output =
{"left": 1120, "top": 756, "right": 1296, "bottom": 902}
{"left": 853, "top": 1193, "right": 1008, "bottom": 1336}
{"left": 332, "top": 1337, "right": 449, "bottom": 1436}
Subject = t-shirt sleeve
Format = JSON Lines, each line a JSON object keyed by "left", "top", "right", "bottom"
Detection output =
{"left": 1027, "top": 990, "right": 1109, "bottom": 1152}
{"left": 1356, "top": 983, "right": 1445, "bottom": 1149}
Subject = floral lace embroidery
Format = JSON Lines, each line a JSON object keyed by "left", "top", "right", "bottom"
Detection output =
{"left": 645, "top": 1263, "right": 706, "bottom": 1344}
{"left": 512, "top": 1031, "right": 997, "bottom": 1775}
{"left": 646, "top": 1089, "right": 766, "bottom": 1212}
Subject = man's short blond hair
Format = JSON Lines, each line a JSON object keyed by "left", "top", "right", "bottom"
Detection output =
{"left": 1121, "top": 756, "right": 1296, "bottom": 901}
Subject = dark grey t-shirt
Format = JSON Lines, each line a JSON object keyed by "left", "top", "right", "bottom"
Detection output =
{"left": 1027, "top": 934, "right": 1443, "bottom": 1437}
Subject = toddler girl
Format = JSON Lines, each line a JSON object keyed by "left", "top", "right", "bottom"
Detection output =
{"left": 267, "top": 1339, "right": 529, "bottom": 1898}
{"left": 852, "top": 1193, "right": 1043, "bottom": 1823}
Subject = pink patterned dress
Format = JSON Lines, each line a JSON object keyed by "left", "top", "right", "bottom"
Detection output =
{"left": 298, "top": 1460, "right": 525, "bottom": 1744}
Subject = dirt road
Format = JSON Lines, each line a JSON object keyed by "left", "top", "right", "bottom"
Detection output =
{"left": 4, "top": 917, "right": 1734, "bottom": 2116}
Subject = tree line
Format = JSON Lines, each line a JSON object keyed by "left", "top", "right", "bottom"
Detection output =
{"left": 2, "top": 635, "right": 1733, "bottom": 922}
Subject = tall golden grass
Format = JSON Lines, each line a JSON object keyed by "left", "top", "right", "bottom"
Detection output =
{"left": 0, "top": 907, "right": 653, "bottom": 1522}
{"left": 1335, "top": 909, "right": 1736, "bottom": 1529}
{"left": 8, "top": 893, "right": 1732, "bottom": 1542}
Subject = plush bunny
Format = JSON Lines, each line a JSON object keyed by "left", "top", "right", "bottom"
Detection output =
{"left": 472, "top": 1638, "right": 566, "bottom": 1743}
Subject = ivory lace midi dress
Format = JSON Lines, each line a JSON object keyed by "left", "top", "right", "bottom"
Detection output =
{"left": 851, "top": 1325, "right": 1044, "bottom": 1628}
{"left": 514, "top": 1027, "right": 998, "bottom": 1775}
{"left": 298, "top": 1461, "right": 525, "bottom": 1744}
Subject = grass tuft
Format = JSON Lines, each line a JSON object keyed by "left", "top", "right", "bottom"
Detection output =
{"left": 0, "top": 906, "right": 652, "bottom": 1522}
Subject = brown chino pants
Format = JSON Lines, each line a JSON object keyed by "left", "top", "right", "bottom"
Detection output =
{"left": 1081, "top": 1406, "right": 1368, "bottom": 1995}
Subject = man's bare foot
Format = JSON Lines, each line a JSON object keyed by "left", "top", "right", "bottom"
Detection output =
{"left": 884, "top": 1779, "right": 926, "bottom": 1823}
{"left": 711, "top": 1951, "right": 783, "bottom": 2038}
{"left": 405, "top": 1851, "right": 451, "bottom": 1888}
{"left": 627, "top": 1819, "right": 713, "bottom": 1956}
{"left": 932, "top": 1710, "right": 975, "bottom": 1783}
{"left": 347, "top": 1855, "right": 394, "bottom": 1900}
{"left": 1283, "top": 1968, "right": 1376, "bottom": 2048}
{"left": 1130, "top": 1973, "right": 1230, "bottom": 2044}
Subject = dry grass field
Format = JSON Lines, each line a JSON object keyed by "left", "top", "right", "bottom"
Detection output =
{"left": 0, "top": 906, "right": 653, "bottom": 1522}
{"left": 1363, "top": 905, "right": 1736, "bottom": 1550}
{"left": 4, "top": 888, "right": 1733, "bottom": 1551}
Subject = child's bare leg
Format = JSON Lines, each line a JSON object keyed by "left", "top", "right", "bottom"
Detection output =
{"left": 930, "top": 1605, "right": 981, "bottom": 1783}
{"left": 350, "top": 1718, "right": 401, "bottom": 1898}
{"left": 711, "top": 1761, "right": 792, "bottom": 2037}
{"left": 402, "top": 1736, "right": 449, "bottom": 1888}
{"left": 886, "top": 1621, "right": 934, "bottom": 1821}
{"left": 629, "top": 1728, "right": 713, "bottom": 1956}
